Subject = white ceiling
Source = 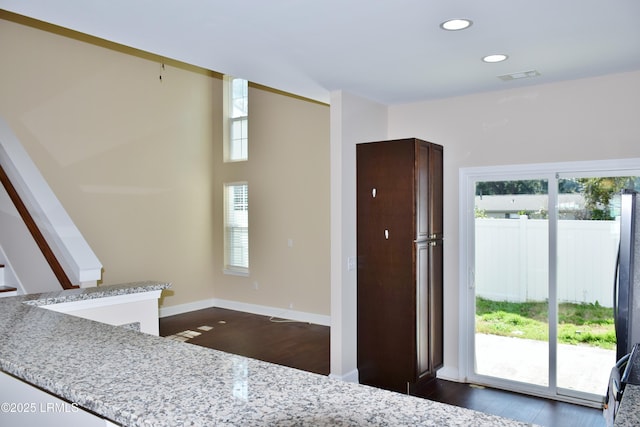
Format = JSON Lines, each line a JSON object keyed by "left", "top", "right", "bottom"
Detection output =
{"left": 2, "top": 0, "right": 640, "bottom": 105}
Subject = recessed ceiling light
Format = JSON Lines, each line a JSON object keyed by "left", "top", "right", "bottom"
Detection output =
{"left": 440, "top": 19, "right": 473, "bottom": 31}
{"left": 482, "top": 54, "right": 509, "bottom": 63}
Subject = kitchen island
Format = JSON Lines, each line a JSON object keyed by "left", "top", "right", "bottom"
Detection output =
{"left": 0, "top": 282, "right": 536, "bottom": 426}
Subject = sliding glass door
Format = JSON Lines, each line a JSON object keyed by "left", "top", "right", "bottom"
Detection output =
{"left": 474, "top": 179, "right": 549, "bottom": 387}
{"left": 556, "top": 176, "right": 637, "bottom": 398}
{"left": 462, "top": 160, "right": 640, "bottom": 406}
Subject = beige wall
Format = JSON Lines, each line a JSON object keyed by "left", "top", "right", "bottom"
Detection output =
{"left": 0, "top": 12, "right": 330, "bottom": 315}
{"left": 387, "top": 70, "right": 640, "bottom": 378}
{"left": 211, "top": 86, "right": 330, "bottom": 314}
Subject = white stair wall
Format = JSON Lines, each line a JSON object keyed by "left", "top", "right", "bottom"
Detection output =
{"left": 0, "top": 182, "right": 59, "bottom": 294}
{"left": 0, "top": 117, "right": 102, "bottom": 288}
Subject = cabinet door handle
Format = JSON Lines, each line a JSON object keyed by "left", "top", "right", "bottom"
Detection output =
{"left": 384, "top": 229, "right": 389, "bottom": 240}
{"left": 372, "top": 188, "right": 377, "bottom": 198}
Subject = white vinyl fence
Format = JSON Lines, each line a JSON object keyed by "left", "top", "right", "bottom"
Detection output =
{"left": 475, "top": 217, "right": 620, "bottom": 307}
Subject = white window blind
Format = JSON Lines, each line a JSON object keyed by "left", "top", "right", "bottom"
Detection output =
{"left": 224, "top": 182, "right": 249, "bottom": 274}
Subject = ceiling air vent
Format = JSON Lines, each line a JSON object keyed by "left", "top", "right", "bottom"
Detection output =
{"left": 498, "top": 70, "right": 541, "bottom": 81}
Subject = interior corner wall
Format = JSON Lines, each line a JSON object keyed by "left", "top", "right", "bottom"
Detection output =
{"left": 0, "top": 13, "right": 331, "bottom": 316}
{"left": 210, "top": 86, "right": 331, "bottom": 317}
{"left": 329, "top": 90, "right": 388, "bottom": 380}
{"left": 387, "top": 70, "right": 640, "bottom": 380}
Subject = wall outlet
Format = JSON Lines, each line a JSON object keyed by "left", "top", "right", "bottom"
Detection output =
{"left": 288, "top": 303, "right": 294, "bottom": 309}
{"left": 253, "top": 281, "right": 259, "bottom": 290}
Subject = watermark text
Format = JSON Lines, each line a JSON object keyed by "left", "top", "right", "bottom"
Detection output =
{"left": 1, "top": 401, "right": 80, "bottom": 413}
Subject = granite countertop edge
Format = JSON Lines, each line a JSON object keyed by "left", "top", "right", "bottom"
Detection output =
{"left": 0, "top": 281, "right": 539, "bottom": 427}
{"left": 1, "top": 281, "right": 171, "bottom": 426}
{"left": 20, "top": 280, "right": 171, "bottom": 307}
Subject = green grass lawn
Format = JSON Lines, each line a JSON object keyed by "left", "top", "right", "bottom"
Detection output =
{"left": 475, "top": 297, "right": 616, "bottom": 349}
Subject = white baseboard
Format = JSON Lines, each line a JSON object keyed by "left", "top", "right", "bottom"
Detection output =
{"left": 159, "top": 297, "right": 331, "bottom": 327}
{"left": 329, "top": 368, "right": 359, "bottom": 383}
{"left": 159, "top": 298, "right": 217, "bottom": 318}
{"left": 212, "top": 298, "right": 330, "bottom": 326}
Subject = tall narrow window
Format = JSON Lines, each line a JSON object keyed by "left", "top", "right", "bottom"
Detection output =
{"left": 223, "top": 76, "right": 248, "bottom": 162}
{"left": 224, "top": 182, "right": 249, "bottom": 275}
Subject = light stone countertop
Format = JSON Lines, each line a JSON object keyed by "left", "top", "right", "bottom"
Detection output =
{"left": 0, "top": 281, "right": 536, "bottom": 426}
{"left": 616, "top": 385, "right": 640, "bottom": 426}
{"left": 19, "top": 280, "right": 170, "bottom": 307}
{"left": 616, "top": 345, "right": 640, "bottom": 426}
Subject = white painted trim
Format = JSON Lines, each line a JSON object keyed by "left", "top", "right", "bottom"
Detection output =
{"left": 158, "top": 298, "right": 217, "bottom": 318}
{"left": 41, "top": 290, "right": 162, "bottom": 313}
{"left": 436, "top": 366, "right": 462, "bottom": 382}
{"left": 460, "top": 157, "right": 640, "bottom": 178}
{"left": 212, "top": 299, "right": 331, "bottom": 326}
{"left": 329, "top": 368, "right": 359, "bottom": 383}
{"left": 159, "top": 298, "right": 331, "bottom": 326}
{"left": 457, "top": 166, "right": 475, "bottom": 383}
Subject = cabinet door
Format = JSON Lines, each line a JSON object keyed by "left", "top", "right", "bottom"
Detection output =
{"left": 429, "top": 144, "right": 444, "bottom": 239}
{"left": 356, "top": 140, "right": 416, "bottom": 392}
{"left": 416, "top": 240, "right": 431, "bottom": 378}
{"left": 416, "top": 239, "right": 444, "bottom": 380}
{"left": 416, "top": 140, "right": 430, "bottom": 240}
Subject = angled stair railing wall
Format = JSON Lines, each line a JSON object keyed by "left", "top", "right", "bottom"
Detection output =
{"left": 0, "top": 117, "right": 102, "bottom": 293}
{"left": 0, "top": 162, "right": 74, "bottom": 289}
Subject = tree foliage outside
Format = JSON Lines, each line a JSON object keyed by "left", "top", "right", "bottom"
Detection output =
{"left": 575, "top": 177, "right": 635, "bottom": 220}
{"left": 476, "top": 177, "right": 639, "bottom": 220}
{"left": 476, "top": 180, "right": 547, "bottom": 196}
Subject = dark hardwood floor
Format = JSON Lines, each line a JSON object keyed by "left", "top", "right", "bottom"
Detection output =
{"left": 160, "top": 307, "right": 330, "bottom": 375}
{"left": 418, "top": 380, "right": 605, "bottom": 427}
{"left": 159, "top": 307, "right": 605, "bottom": 427}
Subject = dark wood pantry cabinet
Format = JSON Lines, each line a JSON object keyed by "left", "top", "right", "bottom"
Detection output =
{"left": 356, "top": 138, "right": 443, "bottom": 394}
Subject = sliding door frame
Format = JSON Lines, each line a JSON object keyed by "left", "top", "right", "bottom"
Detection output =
{"left": 459, "top": 157, "right": 640, "bottom": 406}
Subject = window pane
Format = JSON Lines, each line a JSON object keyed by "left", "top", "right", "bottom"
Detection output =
{"left": 224, "top": 183, "right": 249, "bottom": 272}
{"left": 556, "top": 176, "right": 633, "bottom": 395}
{"left": 231, "top": 78, "right": 248, "bottom": 118}
{"left": 224, "top": 76, "right": 248, "bottom": 162}
{"left": 474, "top": 179, "right": 549, "bottom": 387}
{"left": 230, "top": 118, "right": 248, "bottom": 161}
